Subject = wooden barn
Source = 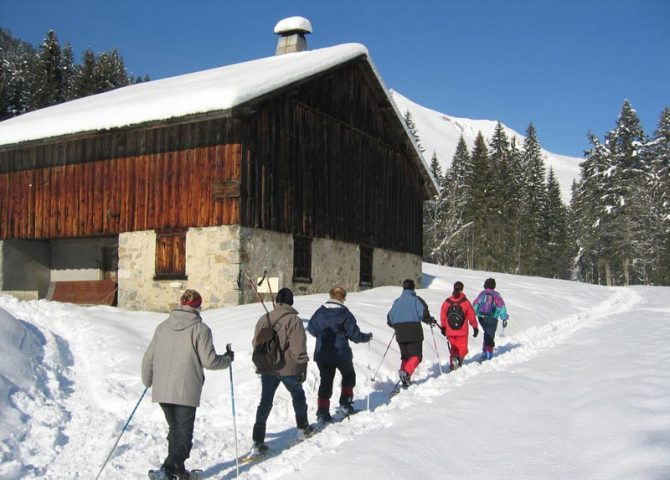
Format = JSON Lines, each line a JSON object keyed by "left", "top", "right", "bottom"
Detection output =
{"left": 0, "top": 17, "right": 437, "bottom": 311}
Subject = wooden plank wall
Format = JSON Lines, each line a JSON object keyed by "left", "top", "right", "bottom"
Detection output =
{"left": 240, "top": 61, "right": 424, "bottom": 255}
{"left": 0, "top": 142, "right": 241, "bottom": 240}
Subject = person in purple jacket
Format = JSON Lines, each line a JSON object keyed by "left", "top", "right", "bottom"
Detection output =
{"left": 307, "top": 286, "right": 372, "bottom": 422}
{"left": 473, "top": 278, "right": 509, "bottom": 361}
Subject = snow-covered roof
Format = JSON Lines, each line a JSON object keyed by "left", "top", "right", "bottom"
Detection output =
{"left": 0, "top": 43, "right": 367, "bottom": 146}
{"left": 0, "top": 41, "right": 437, "bottom": 196}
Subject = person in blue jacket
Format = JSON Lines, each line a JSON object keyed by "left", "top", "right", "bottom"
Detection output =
{"left": 387, "top": 279, "right": 436, "bottom": 388}
{"left": 307, "top": 286, "right": 372, "bottom": 422}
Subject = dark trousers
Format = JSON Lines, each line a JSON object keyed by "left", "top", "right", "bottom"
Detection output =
{"left": 317, "top": 360, "right": 356, "bottom": 404}
{"left": 398, "top": 341, "right": 423, "bottom": 361}
{"left": 479, "top": 316, "right": 498, "bottom": 350}
{"left": 254, "top": 374, "right": 308, "bottom": 437}
{"left": 160, "top": 403, "right": 196, "bottom": 475}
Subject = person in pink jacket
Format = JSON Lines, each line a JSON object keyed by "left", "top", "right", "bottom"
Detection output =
{"left": 439, "top": 281, "right": 479, "bottom": 370}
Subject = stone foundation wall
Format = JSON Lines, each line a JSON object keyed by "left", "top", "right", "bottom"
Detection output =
{"left": 118, "top": 226, "right": 242, "bottom": 312}
{"left": 117, "top": 226, "right": 421, "bottom": 312}
{"left": 240, "top": 228, "right": 421, "bottom": 301}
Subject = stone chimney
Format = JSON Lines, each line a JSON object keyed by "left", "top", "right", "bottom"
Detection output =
{"left": 274, "top": 16, "right": 312, "bottom": 55}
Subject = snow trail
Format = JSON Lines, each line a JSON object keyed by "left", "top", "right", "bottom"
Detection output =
{"left": 209, "top": 287, "right": 641, "bottom": 479}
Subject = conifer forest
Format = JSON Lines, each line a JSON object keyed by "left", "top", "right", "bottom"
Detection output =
{"left": 0, "top": 28, "right": 146, "bottom": 120}
{"left": 417, "top": 102, "right": 670, "bottom": 287}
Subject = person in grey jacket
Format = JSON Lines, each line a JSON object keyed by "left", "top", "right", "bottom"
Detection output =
{"left": 142, "top": 289, "right": 232, "bottom": 480}
{"left": 251, "top": 287, "right": 312, "bottom": 454}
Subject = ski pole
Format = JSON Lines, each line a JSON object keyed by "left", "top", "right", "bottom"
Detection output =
{"left": 429, "top": 324, "right": 444, "bottom": 375}
{"left": 367, "top": 340, "right": 372, "bottom": 411}
{"left": 258, "top": 268, "right": 276, "bottom": 309}
{"left": 239, "top": 267, "right": 270, "bottom": 314}
{"left": 227, "top": 343, "right": 240, "bottom": 478}
{"left": 95, "top": 385, "right": 149, "bottom": 480}
{"left": 371, "top": 332, "right": 395, "bottom": 381}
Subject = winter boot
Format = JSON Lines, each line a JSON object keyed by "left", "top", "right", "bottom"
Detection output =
{"left": 252, "top": 423, "right": 267, "bottom": 451}
{"left": 316, "top": 408, "right": 333, "bottom": 423}
{"left": 337, "top": 396, "right": 356, "bottom": 415}
{"left": 296, "top": 415, "right": 315, "bottom": 439}
{"left": 316, "top": 398, "right": 332, "bottom": 422}
{"left": 398, "top": 369, "right": 411, "bottom": 389}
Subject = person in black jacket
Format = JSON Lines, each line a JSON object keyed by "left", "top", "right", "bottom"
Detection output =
{"left": 307, "top": 286, "right": 372, "bottom": 422}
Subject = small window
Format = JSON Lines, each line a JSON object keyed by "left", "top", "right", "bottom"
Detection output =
{"left": 155, "top": 229, "right": 187, "bottom": 280}
{"left": 293, "top": 235, "right": 312, "bottom": 283}
{"left": 359, "top": 245, "right": 373, "bottom": 288}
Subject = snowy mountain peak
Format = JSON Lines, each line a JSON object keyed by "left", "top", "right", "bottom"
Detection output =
{"left": 389, "top": 90, "right": 582, "bottom": 203}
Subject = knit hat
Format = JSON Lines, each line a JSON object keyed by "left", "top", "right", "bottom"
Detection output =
{"left": 181, "top": 289, "right": 202, "bottom": 309}
{"left": 276, "top": 287, "right": 294, "bottom": 306}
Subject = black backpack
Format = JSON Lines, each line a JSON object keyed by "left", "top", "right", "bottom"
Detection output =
{"left": 446, "top": 298, "right": 466, "bottom": 330}
{"left": 252, "top": 314, "right": 285, "bottom": 372}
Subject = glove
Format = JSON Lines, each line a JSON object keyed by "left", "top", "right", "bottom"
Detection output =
{"left": 502, "top": 320, "right": 508, "bottom": 328}
{"left": 473, "top": 327, "right": 479, "bottom": 338}
{"left": 430, "top": 317, "right": 438, "bottom": 326}
{"left": 297, "top": 364, "right": 307, "bottom": 384}
{"left": 439, "top": 326, "right": 446, "bottom": 337}
{"left": 224, "top": 347, "right": 235, "bottom": 362}
{"left": 367, "top": 332, "right": 373, "bottom": 342}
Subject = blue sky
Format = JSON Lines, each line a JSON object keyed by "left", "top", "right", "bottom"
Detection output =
{"left": 2, "top": 0, "right": 668, "bottom": 158}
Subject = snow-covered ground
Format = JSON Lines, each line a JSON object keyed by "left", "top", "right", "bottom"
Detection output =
{"left": 0, "top": 263, "right": 668, "bottom": 479}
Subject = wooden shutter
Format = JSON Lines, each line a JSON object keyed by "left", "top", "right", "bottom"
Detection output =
{"left": 293, "top": 235, "right": 312, "bottom": 283}
{"left": 359, "top": 245, "right": 373, "bottom": 288}
{"left": 155, "top": 229, "right": 187, "bottom": 279}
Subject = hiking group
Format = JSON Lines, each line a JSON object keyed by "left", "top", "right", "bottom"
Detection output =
{"left": 141, "top": 277, "right": 508, "bottom": 479}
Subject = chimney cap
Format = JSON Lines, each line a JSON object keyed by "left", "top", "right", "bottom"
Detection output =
{"left": 274, "top": 16, "right": 312, "bottom": 35}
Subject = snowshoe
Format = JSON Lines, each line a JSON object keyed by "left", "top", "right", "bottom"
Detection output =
{"left": 388, "top": 380, "right": 403, "bottom": 398}
{"left": 336, "top": 401, "right": 357, "bottom": 416}
{"left": 335, "top": 404, "right": 361, "bottom": 420}
{"left": 299, "top": 424, "right": 317, "bottom": 439}
{"left": 148, "top": 469, "right": 170, "bottom": 480}
{"left": 240, "top": 443, "right": 269, "bottom": 464}
{"left": 148, "top": 467, "right": 201, "bottom": 480}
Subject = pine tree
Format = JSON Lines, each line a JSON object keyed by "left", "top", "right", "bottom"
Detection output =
{"left": 73, "top": 49, "right": 98, "bottom": 97}
{"left": 602, "top": 100, "right": 646, "bottom": 285}
{"left": 643, "top": 107, "right": 670, "bottom": 284}
{"left": 423, "top": 152, "right": 444, "bottom": 263}
{"left": 519, "top": 123, "right": 547, "bottom": 276}
{"left": 508, "top": 136, "right": 525, "bottom": 272}
{"left": 466, "top": 132, "right": 496, "bottom": 270}
{"left": 539, "top": 167, "right": 571, "bottom": 278}
{"left": 433, "top": 136, "right": 472, "bottom": 267}
{"left": 0, "top": 28, "right": 38, "bottom": 119}
{"left": 572, "top": 133, "right": 611, "bottom": 284}
{"left": 403, "top": 110, "right": 425, "bottom": 153}
{"left": 488, "top": 122, "right": 517, "bottom": 271}
{"left": 95, "top": 49, "right": 131, "bottom": 91}
{"left": 33, "top": 30, "right": 69, "bottom": 109}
